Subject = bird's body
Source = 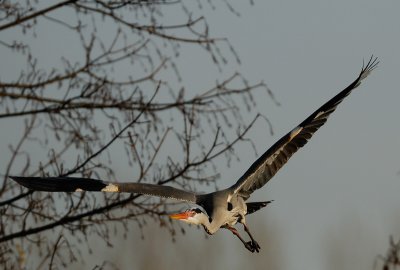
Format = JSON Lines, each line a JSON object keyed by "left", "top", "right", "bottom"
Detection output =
{"left": 10, "top": 57, "right": 378, "bottom": 253}
{"left": 197, "top": 190, "right": 248, "bottom": 234}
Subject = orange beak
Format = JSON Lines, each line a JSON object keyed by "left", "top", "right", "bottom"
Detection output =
{"left": 169, "top": 211, "right": 191, "bottom": 220}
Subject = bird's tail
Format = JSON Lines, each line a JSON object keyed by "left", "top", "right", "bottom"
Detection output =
{"left": 246, "top": 201, "right": 273, "bottom": 215}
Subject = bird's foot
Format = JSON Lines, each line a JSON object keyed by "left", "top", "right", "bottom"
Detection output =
{"left": 244, "top": 241, "right": 261, "bottom": 253}
{"left": 251, "top": 240, "right": 261, "bottom": 253}
{"left": 244, "top": 241, "right": 256, "bottom": 252}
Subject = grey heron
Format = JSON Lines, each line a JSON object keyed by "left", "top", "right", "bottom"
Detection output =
{"left": 10, "top": 57, "right": 378, "bottom": 253}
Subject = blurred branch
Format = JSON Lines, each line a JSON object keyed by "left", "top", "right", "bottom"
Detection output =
{"left": 0, "top": 1, "right": 78, "bottom": 31}
{"left": 376, "top": 236, "right": 400, "bottom": 270}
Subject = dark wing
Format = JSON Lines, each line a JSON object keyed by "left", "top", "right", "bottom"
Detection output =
{"left": 246, "top": 201, "right": 273, "bottom": 215}
{"left": 10, "top": 176, "right": 198, "bottom": 203}
{"left": 230, "top": 56, "right": 378, "bottom": 200}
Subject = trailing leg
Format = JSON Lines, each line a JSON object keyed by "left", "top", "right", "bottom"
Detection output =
{"left": 243, "top": 223, "right": 261, "bottom": 252}
{"left": 225, "top": 225, "right": 257, "bottom": 253}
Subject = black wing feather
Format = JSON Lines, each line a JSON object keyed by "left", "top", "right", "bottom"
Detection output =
{"left": 246, "top": 201, "right": 273, "bottom": 215}
{"left": 10, "top": 176, "right": 107, "bottom": 192}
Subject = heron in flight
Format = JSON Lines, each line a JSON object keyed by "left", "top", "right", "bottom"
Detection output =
{"left": 10, "top": 57, "right": 378, "bottom": 253}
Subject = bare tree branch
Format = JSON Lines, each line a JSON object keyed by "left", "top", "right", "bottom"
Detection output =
{"left": 0, "top": 1, "right": 271, "bottom": 269}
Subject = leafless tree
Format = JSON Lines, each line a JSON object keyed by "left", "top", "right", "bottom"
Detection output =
{"left": 375, "top": 237, "right": 400, "bottom": 270}
{"left": 0, "top": 1, "right": 273, "bottom": 269}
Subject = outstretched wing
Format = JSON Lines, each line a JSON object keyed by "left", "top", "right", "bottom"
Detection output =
{"left": 231, "top": 56, "right": 378, "bottom": 200}
{"left": 10, "top": 176, "right": 198, "bottom": 203}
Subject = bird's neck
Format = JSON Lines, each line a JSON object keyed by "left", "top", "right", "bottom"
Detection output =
{"left": 199, "top": 214, "right": 220, "bottom": 235}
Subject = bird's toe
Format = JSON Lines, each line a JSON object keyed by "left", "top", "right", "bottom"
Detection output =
{"left": 244, "top": 241, "right": 256, "bottom": 252}
{"left": 251, "top": 240, "right": 261, "bottom": 253}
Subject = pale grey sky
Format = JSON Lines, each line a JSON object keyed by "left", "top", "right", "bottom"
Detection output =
{"left": 139, "top": 1, "right": 400, "bottom": 269}
{"left": 104, "top": 1, "right": 400, "bottom": 269}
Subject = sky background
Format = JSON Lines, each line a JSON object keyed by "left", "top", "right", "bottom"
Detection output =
{"left": 119, "top": 1, "right": 400, "bottom": 269}
{"left": 107, "top": 1, "right": 400, "bottom": 269}
{"left": 2, "top": 0, "right": 400, "bottom": 269}
{"left": 144, "top": 1, "right": 400, "bottom": 269}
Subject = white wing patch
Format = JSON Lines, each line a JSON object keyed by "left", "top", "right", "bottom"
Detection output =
{"left": 101, "top": 184, "right": 120, "bottom": 192}
{"left": 314, "top": 111, "right": 325, "bottom": 119}
{"left": 289, "top": 126, "right": 303, "bottom": 140}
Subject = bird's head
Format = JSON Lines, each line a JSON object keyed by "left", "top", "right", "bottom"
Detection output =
{"left": 169, "top": 208, "right": 208, "bottom": 225}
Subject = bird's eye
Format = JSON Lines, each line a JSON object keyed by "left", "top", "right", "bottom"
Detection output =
{"left": 194, "top": 208, "right": 202, "bottom": 214}
{"left": 227, "top": 202, "right": 233, "bottom": 211}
